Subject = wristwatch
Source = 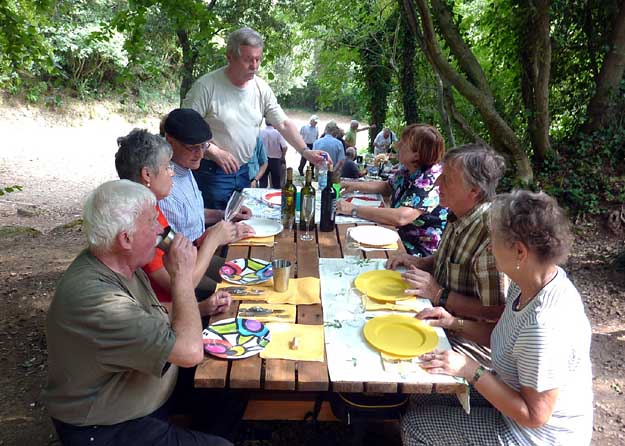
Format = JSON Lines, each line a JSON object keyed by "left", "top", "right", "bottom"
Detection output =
{"left": 351, "top": 206, "right": 358, "bottom": 218}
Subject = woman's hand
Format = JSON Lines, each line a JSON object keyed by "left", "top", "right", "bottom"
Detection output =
{"left": 415, "top": 306, "right": 455, "bottom": 330}
{"left": 203, "top": 221, "right": 239, "bottom": 246}
{"left": 340, "top": 181, "right": 359, "bottom": 194}
{"left": 336, "top": 199, "right": 354, "bottom": 215}
{"left": 199, "top": 290, "right": 232, "bottom": 316}
{"left": 419, "top": 350, "right": 478, "bottom": 381}
{"left": 401, "top": 265, "right": 442, "bottom": 302}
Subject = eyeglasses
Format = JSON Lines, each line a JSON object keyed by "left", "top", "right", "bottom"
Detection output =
{"left": 182, "top": 141, "right": 210, "bottom": 153}
{"left": 165, "top": 162, "right": 175, "bottom": 173}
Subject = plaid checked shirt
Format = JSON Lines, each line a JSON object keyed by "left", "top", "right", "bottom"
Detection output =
{"left": 433, "top": 202, "right": 507, "bottom": 307}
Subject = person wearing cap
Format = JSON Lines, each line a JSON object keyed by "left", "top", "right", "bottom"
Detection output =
{"left": 344, "top": 119, "right": 376, "bottom": 148}
{"left": 298, "top": 115, "right": 319, "bottom": 176}
{"left": 159, "top": 108, "right": 253, "bottom": 244}
{"left": 182, "top": 27, "right": 327, "bottom": 209}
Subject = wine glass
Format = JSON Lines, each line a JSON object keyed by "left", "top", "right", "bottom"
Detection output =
{"left": 343, "top": 229, "right": 361, "bottom": 274}
{"left": 300, "top": 196, "right": 315, "bottom": 241}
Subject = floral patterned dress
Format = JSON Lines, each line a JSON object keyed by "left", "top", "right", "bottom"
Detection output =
{"left": 389, "top": 164, "right": 448, "bottom": 257}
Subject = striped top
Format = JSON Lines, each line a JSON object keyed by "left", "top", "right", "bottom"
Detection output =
{"left": 433, "top": 202, "right": 507, "bottom": 308}
{"left": 158, "top": 162, "right": 205, "bottom": 242}
{"left": 491, "top": 267, "right": 593, "bottom": 445}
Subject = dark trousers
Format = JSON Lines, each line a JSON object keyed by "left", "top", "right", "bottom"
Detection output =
{"left": 52, "top": 368, "right": 247, "bottom": 446}
{"left": 193, "top": 159, "right": 250, "bottom": 210}
{"left": 260, "top": 157, "right": 284, "bottom": 188}
{"left": 298, "top": 143, "right": 314, "bottom": 175}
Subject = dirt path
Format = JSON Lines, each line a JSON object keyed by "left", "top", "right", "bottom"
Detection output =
{"left": 1, "top": 99, "right": 625, "bottom": 445}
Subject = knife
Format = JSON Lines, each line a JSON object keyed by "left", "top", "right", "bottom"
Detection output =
{"left": 238, "top": 312, "right": 290, "bottom": 318}
{"left": 239, "top": 305, "right": 286, "bottom": 314}
{"left": 220, "top": 287, "right": 265, "bottom": 296}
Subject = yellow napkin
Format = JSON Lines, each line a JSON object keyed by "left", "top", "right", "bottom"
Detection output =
{"left": 265, "top": 277, "right": 321, "bottom": 305}
{"left": 217, "top": 278, "right": 320, "bottom": 304}
{"left": 380, "top": 351, "right": 430, "bottom": 377}
{"left": 260, "top": 323, "right": 325, "bottom": 362}
{"left": 237, "top": 303, "right": 296, "bottom": 323}
{"left": 230, "top": 235, "right": 275, "bottom": 247}
{"left": 365, "top": 296, "right": 425, "bottom": 312}
{"left": 359, "top": 242, "right": 399, "bottom": 251}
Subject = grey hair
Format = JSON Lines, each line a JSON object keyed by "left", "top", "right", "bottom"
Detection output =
{"left": 226, "top": 27, "right": 264, "bottom": 57}
{"left": 490, "top": 189, "right": 571, "bottom": 264}
{"left": 324, "top": 121, "right": 341, "bottom": 138}
{"left": 444, "top": 143, "right": 505, "bottom": 202}
{"left": 83, "top": 180, "right": 156, "bottom": 251}
{"left": 115, "top": 129, "right": 172, "bottom": 183}
{"left": 346, "top": 147, "right": 356, "bottom": 159}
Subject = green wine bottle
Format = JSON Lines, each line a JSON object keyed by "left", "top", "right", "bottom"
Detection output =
{"left": 281, "top": 167, "right": 297, "bottom": 229}
{"left": 299, "top": 166, "right": 316, "bottom": 231}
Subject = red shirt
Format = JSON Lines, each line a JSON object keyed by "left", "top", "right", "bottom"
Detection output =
{"left": 142, "top": 205, "right": 172, "bottom": 302}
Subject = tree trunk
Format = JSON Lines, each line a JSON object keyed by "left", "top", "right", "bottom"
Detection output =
{"left": 400, "top": 14, "right": 419, "bottom": 124}
{"left": 585, "top": 0, "right": 625, "bottom": 132}
{"left": 402, "top": 0, "right": 533, "bottom": 183}
{"left": 519, "top": 0, "right": 552, "bottom": 164}
{"left": 176, "top": 29, "right": 198, "bottom": 106}
{"left": 436, "top": 74, "right": 455, "bottom": 147}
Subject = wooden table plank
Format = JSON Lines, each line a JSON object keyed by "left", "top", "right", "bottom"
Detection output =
{"left": 228, "top": 245, "right": 273, "bottom": 389}
{"left": 365, "top": 382, "right": 398, "bottom": 393}
{"left": 318, "top": 226, "right": 342, "bottom": 258}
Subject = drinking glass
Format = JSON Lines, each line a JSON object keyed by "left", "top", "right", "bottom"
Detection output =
{"left": 343, "top": 229, "right": 361, "bottom": 274}
{"left": 346, "top": 287, "right": 366, "bottom": 327}
{"left": 300, "top": 196, "right": 315, "bottom": 241}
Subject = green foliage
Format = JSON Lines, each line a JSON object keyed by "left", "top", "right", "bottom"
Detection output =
{"left": 0, "top": 185, "right": 23, "bottom": 196}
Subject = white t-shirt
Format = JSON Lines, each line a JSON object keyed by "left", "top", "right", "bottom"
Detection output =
{"left": 491, "top": 267, "right": 593, "bottom": 446}
{"left": 260, "top": 125, "right": 287, "bottom": 159}
{"left": 183, "top": 67, "right": 288, "bottom": 165}
{"left": 373, "top": 130, "right": 397, "bottom": 155}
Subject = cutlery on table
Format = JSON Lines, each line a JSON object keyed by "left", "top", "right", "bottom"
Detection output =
{"left": 220, "top": 286, "right": 265, "bottom": 296}
{"left": 239, "top": 305, "right": 286, "bottom": 314}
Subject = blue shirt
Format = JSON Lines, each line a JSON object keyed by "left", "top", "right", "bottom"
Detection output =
{"left": 313, "top": 134, "right": 345, "bottom": 166}
{"left": 159, "top": 162, "right": 205, "bottom": 241}
{"left": 247, "top": 137, "right": 268, "bottom": 181}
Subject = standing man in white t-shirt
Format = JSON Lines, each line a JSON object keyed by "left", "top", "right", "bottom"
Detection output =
{"left": 298, "top": 115, "right": 319, "bottom": 176}
{"left": 373, "top": 127, "right": 398, "bottom": 155}
{"left": 183, "top": 27, "right": 327, "bottom": 209}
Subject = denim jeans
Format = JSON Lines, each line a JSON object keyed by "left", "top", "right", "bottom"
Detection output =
{"left": 193, "top": 160, "right": 250, "bottom": 210}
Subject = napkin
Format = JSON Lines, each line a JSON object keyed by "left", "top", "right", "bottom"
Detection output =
{"left": 218, "top": 278, "right": 321, "bottom": 305}
{"left": 260, "top": 323, "right": 325, "bottom": 362}
{"left": 230, "top": 235, "right": 275, "bottom": 247}
{"left": 359, "top": 242, "right": 398, "bottom": 252}
{"left": 237, "top": 303, "right": 296, "bottom": 323}
{"left": 350, "top": 198, "right": 382, "bottom": 208}
{"left": 365, "top": 296, "right": 428, "bottom": 312}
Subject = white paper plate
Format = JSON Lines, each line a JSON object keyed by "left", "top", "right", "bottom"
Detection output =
{"left": 245, "top": 218, "right": 284, "bottom": 237}
{"left": 349, "top": 225, "right": 399, "bottom": 246}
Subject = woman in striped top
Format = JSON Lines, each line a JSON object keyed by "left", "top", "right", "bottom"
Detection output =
{"left": 402, "top": 190, "right": 593, "bottom": 445}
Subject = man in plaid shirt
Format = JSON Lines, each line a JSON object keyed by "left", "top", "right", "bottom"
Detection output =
{"left": 387, "top": 144, "right": 507, "bottom": 363}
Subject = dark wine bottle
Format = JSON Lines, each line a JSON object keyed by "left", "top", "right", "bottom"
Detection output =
{"left": 299, "top": 166, "right": 316, "bottom": 231}
{"left": 281, "top": 167, "right": 297, "bottom": 229}
{"left": 320, "top": 164, "right": 336, "bottom": 232}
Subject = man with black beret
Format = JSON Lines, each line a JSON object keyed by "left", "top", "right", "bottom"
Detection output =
{"left": 159, "top": 108, "right": 252, "bottom": 242}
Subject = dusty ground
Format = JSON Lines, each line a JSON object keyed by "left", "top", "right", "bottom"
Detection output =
{"left": 1, "top": 96, "right": 625, "bottom": 445}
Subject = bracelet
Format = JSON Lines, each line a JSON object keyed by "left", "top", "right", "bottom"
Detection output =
{"left": 438, "top": 288, "right": 450, "bottom": 309}
{"left": 471, "top": 365, "right": 487, "bottom": 386}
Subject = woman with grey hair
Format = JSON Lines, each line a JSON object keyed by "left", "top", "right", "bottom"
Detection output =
{"left": 115, "top": 128, "right": 245, "bottom": 317}
{"left": 402, "top": 190, "right": 593, "bottom": 445}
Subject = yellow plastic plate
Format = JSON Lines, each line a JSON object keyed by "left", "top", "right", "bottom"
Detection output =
{"left": 363, "top": 314, "right": 439, "bottom": 357}
{"left": 354, "top": 270, "right": 410, "bottom": 302}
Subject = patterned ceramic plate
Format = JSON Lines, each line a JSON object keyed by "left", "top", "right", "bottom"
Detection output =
{"left": 219, "top": 258, "right": 273, "bottom": 285}
{"left": 262, "top": 191, "right": 282, "bottom": 207}
{"left": 203, "top": 317, "right": 271, "bottom": 359}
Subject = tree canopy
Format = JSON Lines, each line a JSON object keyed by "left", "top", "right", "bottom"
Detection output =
{"left": 2, "top": 0, "right": 624, "bottom": 213}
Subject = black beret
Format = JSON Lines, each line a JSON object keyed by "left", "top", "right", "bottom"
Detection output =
{"left": 164, "top": 108, "right": 212, "bottom": 145}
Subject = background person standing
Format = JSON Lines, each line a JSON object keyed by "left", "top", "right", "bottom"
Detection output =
{"left": 260, "top": 122, "right": 288, "bottom": 188}
{"left": 298, "top": 115, "right": 319, "bottom": 176}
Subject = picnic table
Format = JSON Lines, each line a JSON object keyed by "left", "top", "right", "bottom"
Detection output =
{"left": 195, "top": 191, "right": 466, "bottom": 421}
